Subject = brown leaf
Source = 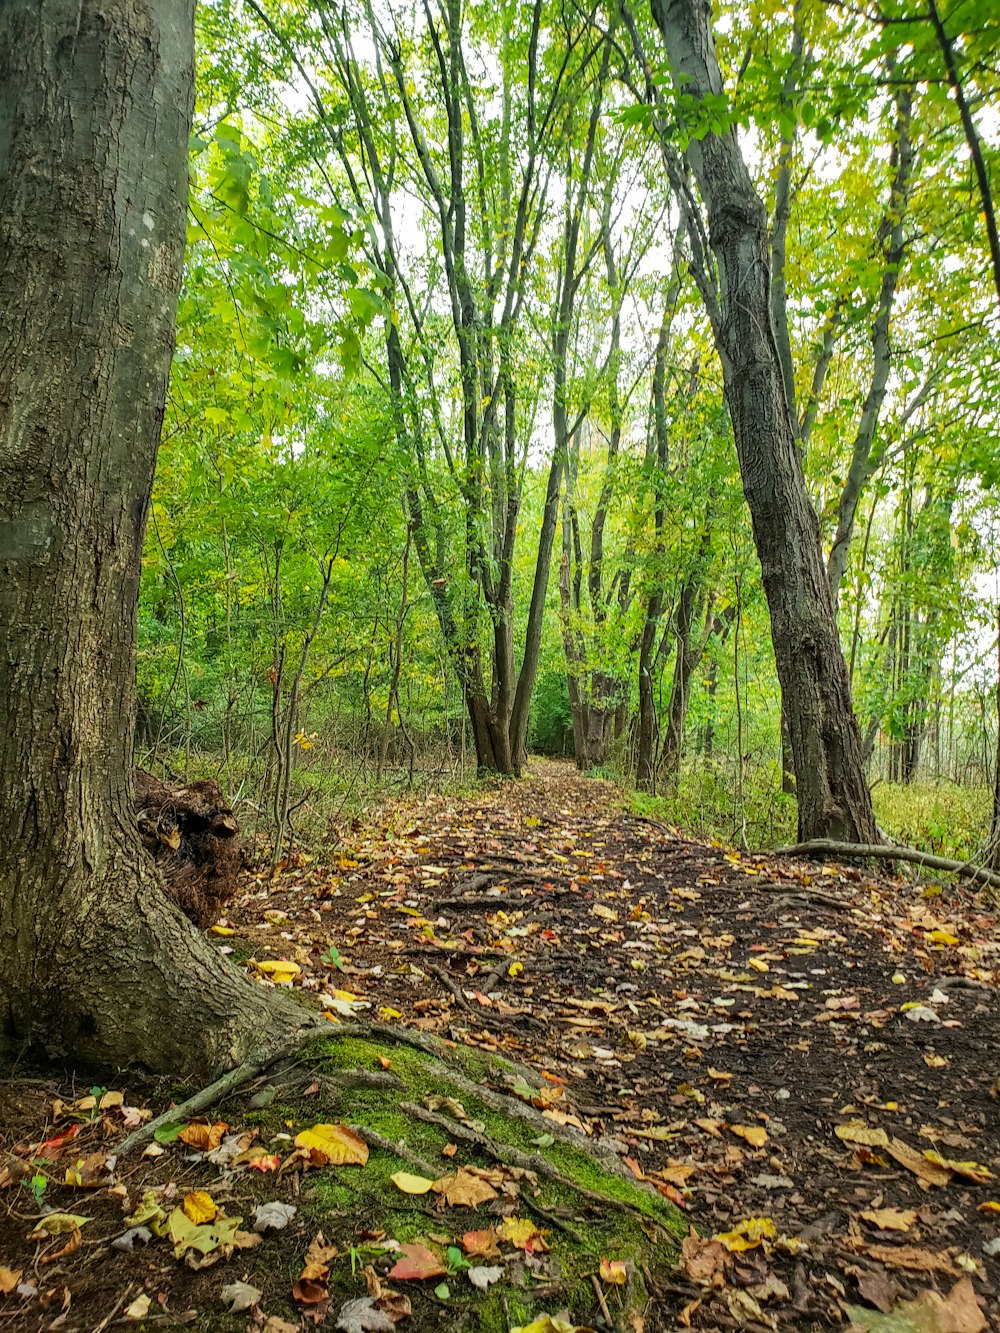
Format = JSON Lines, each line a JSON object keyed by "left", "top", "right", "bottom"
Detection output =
{"left": 0, "top": 1267, "right": 23, "bottom": 1295}
{"left": 178, "top": 1121, "right": 228, "bottom": 1151}
{"left": 886, "top": 1138, "right": 953, "bottom": 1187}
{"left": 866, "top": 1244, "right": 955, "bottom": 1274}
{"left": 432, "top": 1168, "right": 498, "bottom": 1207}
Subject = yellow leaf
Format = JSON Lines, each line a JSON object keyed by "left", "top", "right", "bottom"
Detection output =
{"left": 211, "top": 925, "right": 236, "bottom": 936}
{"left": 391, "top": 1171, "right": 435, "bottom": 1195}
{"left": 255, "top": 959, "right": 301, "bottom": 985}
{"left": 592, "top": 904, "right": 617, "bottom": 922}
{"left": 183, "top": 1191, "right": 217, "bottom": 1224}
{"left": 125, "top": 1294, "right": 151, "bottom": 1321}
{"left": 714, "top": 1217, "right": 776, "bottom": 1251}
{"left": 27, "top": 1213, "right": 91, "bottom": 1239}
{"left": 599, "top": 1256, "right": 627, "bottom": 1285}
{"left": 747, "top": 959, "right": 769, "bottom": 973}
{"left": 508, "top": 962, "right": 523, "bottom": 977}
{"left": 924, "top": 1151, "right": 992, "bottom": 1184}
{"left": 380, "top": 1007, "right": 402, "bottom": 1020}
{"left": 729, "top": 1125, "right": 767, "bottom": 1148}
{"left": 499, "top": 1217, "right": 550, "bottom": 1252}
{"left": 927, "top": 929, "right": 959, "bottom": 946}
{"left": 294, "top": 1124, "right": 369, "bottom": 1166}
{"left": 835, "top": 1121, "right": 889, "bottom": 1148}
{"left": 977, "top": 1201, "right": 1000, "bottom": 1213}
{"left": 0, "top": 1267, "right": 23, "bottom": 1295}
{"left": 707, "top": 1068, "right": 732, "bottom": 1083}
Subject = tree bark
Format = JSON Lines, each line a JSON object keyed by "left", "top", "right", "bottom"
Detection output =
{"left": 650, "top": 0, "right": 878, "bottom": 844}
{"left": 0, "top": 0, "right": 295, "bottom": 1073}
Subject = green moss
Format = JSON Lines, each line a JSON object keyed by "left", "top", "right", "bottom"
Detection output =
{"left": 220, "top": 1027, "right": 681, "bottom": 1331}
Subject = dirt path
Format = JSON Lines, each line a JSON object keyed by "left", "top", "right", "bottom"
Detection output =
{"left": 233, "top": 758, "right": 1000, "bottom": 1329}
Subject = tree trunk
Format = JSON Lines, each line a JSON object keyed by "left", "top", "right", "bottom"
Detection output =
{"left": 651, "top": 0, "right": 878, "bottom": 844}
{"left": 0, "top": 0, "right": 294, "bottom": 1074}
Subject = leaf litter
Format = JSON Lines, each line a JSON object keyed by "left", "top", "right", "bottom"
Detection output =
{"left": 1, "top": 761, "right": 999, "bottom": 1329}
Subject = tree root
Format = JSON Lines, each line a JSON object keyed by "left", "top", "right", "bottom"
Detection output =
{"left": 400, "top": 1101, "right": 664, "bottom": 1227}
{"left": 351, "top": 1124, "right": 439, "bottom": 1177}
{"left": 118, "top": 1021, "right": 329, "bottom": 1155}
{"left": 778, "top": 839, "right": 1000, "bottom": 891}
{"left": 428, "top": 963, "right": 474, "bottom": 1013}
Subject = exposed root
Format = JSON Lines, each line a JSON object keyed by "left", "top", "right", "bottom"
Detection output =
{"left": 779, "top": 838, "right": 1000, "bottom": 891}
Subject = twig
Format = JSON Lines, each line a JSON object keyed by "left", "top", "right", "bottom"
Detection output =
{"left": 591, "top": 1273, "right": 613, "bottom": 1326}
{"left": 400, "top": 1102, "right": 664, "bottom": 1225}
{"left": 428, "top": 963, "right": 474, "bottom": 1013}
{"left": 350, "top": 1125, "right": 439, "bottom": 1177}
{"left": 778, "top": 839, "right": 1000, "bottom": 891}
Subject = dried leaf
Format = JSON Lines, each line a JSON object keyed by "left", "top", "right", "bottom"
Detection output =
{"left": 433, "top": 1168, "right": 498, "bottom": 1207}
{"left": 836, "top": 1121, "right": 889, "bottom": 1149}
{"left": 178, "top": 1121, "right": 228, "bottom": 1151}
{"left": 861, "top": 1207, "right": 917, "bottom": 1232}
{"left": 468, "top": 1265, "right": 503, "bottom": 1290}
{"left": 0, "top": 1267, "right": 22, "bottom": 1295}
{"left": 729, "top": 1125, "right": 768, "bottom": 1149}
{"left": 599, "top": 1256, "right": 627, "bottom": 1285}
{"left": 886, "top": 1138, "right": 953, "bottom": 1187}
{"left": 335, "top": 1297, "right": 394, "bottom": 1332}
{"left": 462, "top": 1227, "right": 501, "bottom": 1258}
{"left": 253, "top": 1201, "right": 297, "bottom": 1232}
{"left": 221, "top": 1282, "right": 262, "bottom": 1313}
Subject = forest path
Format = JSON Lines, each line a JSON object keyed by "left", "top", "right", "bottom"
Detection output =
{"left": 231, "top": 758, "right": 1000, "bottom": 1329}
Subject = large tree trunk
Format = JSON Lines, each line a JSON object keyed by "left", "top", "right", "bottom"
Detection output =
{"left": 651, "top": 0, "right": 878, "bottom": 844}
{"left": 0, "top": 0, "right": 293, "bottom": 1074}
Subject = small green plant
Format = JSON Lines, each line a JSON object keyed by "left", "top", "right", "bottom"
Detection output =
{"left": 321, "top": 945, "right": 346, "bottom": 971}
{"left": 26, "top": 1172, "right": 47, "bottom": 1205}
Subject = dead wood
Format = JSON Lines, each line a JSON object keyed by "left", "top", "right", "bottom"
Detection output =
{"left": 779, "top": 838, "right": 1000, "bottom": 891}
{"left": 134, "top": 767, "right": 242, "bottom": 926}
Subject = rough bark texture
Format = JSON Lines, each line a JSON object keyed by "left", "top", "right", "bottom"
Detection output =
{"left": 0, "top": 0, "right": 294, "bottom": 1074}
{"left": 651, "top": 0, "right": 878, "bottom": 844}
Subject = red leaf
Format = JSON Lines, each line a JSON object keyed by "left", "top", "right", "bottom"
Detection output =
{"left": 387, "top": 1242, "right": 447, "bottom": 1281}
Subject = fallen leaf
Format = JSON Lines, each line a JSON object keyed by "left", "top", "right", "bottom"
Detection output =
{"left": 294, "top": 1124, "right": 368, "bottom": 1167}
{"left": 0, "top": 1268, "right": 22, "bottom": 1295}
{"left": 847, "top": 1274, "right": 985, "bottom": 1331}
{"left": 183, "top": 1191, "right": 217, "bottom": 1224}
{"left": 468, "top": 1265, "right": 503, "bottom": 1290}
{"left": 861, "top": 1207, "right": 917, "bottom": 1232}
{"left": 335, "top": 1297, "right": 394, "bottom": 1332}
{"left": 836, "top": 1121, "right": 889, "bottom": 1149}
{"left": 498, "top": 1217, "right": 549, "bottom": 1252}
{"left": 178, "top": 1121, "right": 228, "bottom": 1151}
{"left": 714, "top": 1217, "right": 776, "bottom": 1252}
{"left": 387, "top": 1242, "right": 447, "bottom": 1281}
{"left": 433, "top": 1168, "right": 498, "bottom": 1207}
{"left": 301, "top": 1233, "right": 338, "bottom": 1281}
{"left": 390, "top": 1171, "right": 434, "bottom": 1196}
{"left": 125, "top": 1294, "right": 151, "bottom": 1321}
{"left": 27, "top": 1213, "right": 91, "bottom": 1239}
{"left": 462, "top": 1227, "right": 501, "bottom": 1258}
{"left": 886, "top": 1138, "right": 953, "bottom": 1187}
{"left": 866, "top": 1244, "right": 955, "bottom": 1274}
{"left": 729, "top": 1125, "right": 768, "bottom": 1149}
{"left": 221, "top": 1282, "right": 262, "bottom": 1313}
{"left": 253, "top": 1201, "right": 297, "bottom": 1232}
{"left": 599, "top": 1256, "right": 627, "bottom": 1284}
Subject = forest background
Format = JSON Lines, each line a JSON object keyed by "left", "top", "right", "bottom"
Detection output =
{"left": 141, "top": 0, "right": 1000, "bottom": 867}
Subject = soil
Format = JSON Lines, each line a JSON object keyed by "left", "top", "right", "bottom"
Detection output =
{"left": 2, "top": 759, "right": 998, "bottom": 1332}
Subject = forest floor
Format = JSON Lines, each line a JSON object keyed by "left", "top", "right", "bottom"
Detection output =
{"left": 2, "top": 759, "right": 999, "bottom": 1332}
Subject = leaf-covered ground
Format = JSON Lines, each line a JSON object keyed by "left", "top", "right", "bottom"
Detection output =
{"left": 2, "top": 759, "right": 999, "bottom": 1331}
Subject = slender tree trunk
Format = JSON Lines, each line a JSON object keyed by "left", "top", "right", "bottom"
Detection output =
{"left": 651, "top": 0, "right": 878, "bottom": 844}
{"left": 0, "top": 0, "right": 293, "bottom": 1073}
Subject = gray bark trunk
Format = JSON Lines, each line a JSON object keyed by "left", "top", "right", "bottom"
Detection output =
{"left": 651, "top": 0, "right": 878, "bottom": 844}
{"left": 0, "top": 0, "right": 292, "bottom": 1073}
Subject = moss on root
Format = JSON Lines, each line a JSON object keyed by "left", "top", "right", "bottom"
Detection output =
{"left": 273, "top": 1027, "right": 686, "bottom": 1331}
